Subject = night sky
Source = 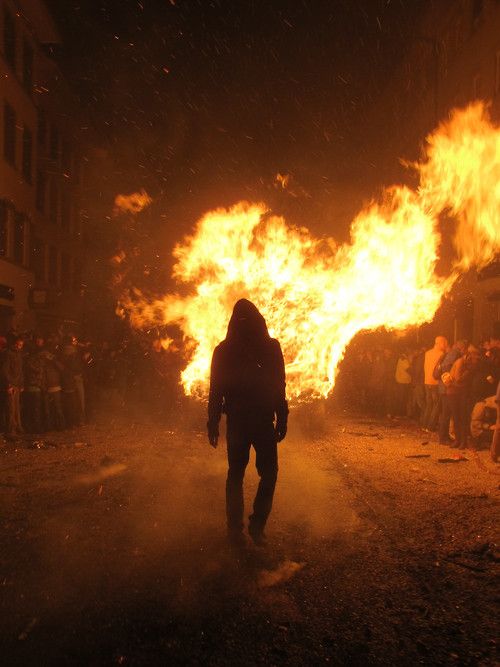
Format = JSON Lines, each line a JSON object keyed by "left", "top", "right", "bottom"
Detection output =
{"left": 47, "top": 0, "right": 428, "bottom": 236}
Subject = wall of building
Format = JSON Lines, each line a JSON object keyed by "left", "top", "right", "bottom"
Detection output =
{"left": 0, "top": 0, "right": 88, "bottom": 336}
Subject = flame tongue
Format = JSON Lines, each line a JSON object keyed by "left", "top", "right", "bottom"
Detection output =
{"left": 417, "top": 102, "right": 500, "bottom": 271}
{"left": 119, "top": 102, "right": 500, "bottom": 400}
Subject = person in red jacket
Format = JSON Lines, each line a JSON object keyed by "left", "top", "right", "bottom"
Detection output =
{"left": 207, "top": 299, "right": 288, "bottom": 546}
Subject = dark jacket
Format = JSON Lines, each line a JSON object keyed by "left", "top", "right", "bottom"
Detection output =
{"left": 435, "top": 348, "right": 462, "bottom": 394}
{"left": 24, "top": 350, "right": 45, "bottom": 390}
{"left": 60, "top": 345, "right": 83, "bottom": 392}
{"left": 3, "top": 349, "right": 23, "bottom": 388}
{"left": 208, "top": 299, "right": 288, "bottom": 428}
{"left": 43, "top": 351, "right": 63, "bottom": 390}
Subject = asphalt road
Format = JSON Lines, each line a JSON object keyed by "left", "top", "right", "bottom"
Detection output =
{"left": 1, "top": 409, "right": 498, "bottom": 665}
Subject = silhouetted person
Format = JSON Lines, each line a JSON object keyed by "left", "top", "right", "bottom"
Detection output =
{"left": 207, "top": 299, "right": 288, "bottom": 546}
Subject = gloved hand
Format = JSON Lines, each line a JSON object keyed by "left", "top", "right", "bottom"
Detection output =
{"left": 207, "top": 421, "right": 219, "bottom": 448}
{"left": 275, "top": 418, "right": 287, "bottom": 442}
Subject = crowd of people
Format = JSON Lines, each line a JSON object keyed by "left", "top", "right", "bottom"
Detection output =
{"left": 2, "top": 328, "right": 499, "bottom": 460}
{"left": 0, "top": 329, "right": 187, "bottom": 440}
{"left": 0, "top": 333, "right": 90, "bottom": 437}
{"left": 338, "top": 334, "right": 500, "bottom": 456}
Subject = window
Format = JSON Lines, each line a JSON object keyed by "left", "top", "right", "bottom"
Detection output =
{"left": 61, "top": 141, "right": 71, "bottom": 175}
{"left": 73, "top": 259, "right": 82, "bottom": 292}
{"left": 22, "top": 126, "right": 32, "bottom": 184}
{"left": 31, "top": 238, "right": 45, "bottom": 282}
{"left": 36, "top": 170, "right": 46, "bottom": 213}
{"left": 22, "top": 39, "right": 33, "bottom": 93}
{"left": 0, "top": 200, "right": 8, "bottom": 257}
{"left": 49, "top": 125, "right": 58, "bottom": 161}
{"left": 37, "top": 108, "right": 46, "bottom": 149}
{"left": 3, "top": 8, "right": 16, "bottom": 70}
{"left": 13, "top": 212, "right": 24, "bottom": 265}
{"left": 3, "top": 101, "right": 16, "bottom": 166}
{"left": 61, "top": 253, "right": 71, "bottom": 285}
{"left": 48, "top": 246, "right": 58, "bottom": 285}
{"left": 49, "top": 179, "right": 58, "bottom": 224}
{"left": 60, "top": 191, "right": 70, "bottom": 231}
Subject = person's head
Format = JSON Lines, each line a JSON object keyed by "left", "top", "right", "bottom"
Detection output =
{"left": 466, "top": 344, "right": 480, "bottom": 364}
{"left": 34, "top": 336, "right": 44, "bottom": 349}
{"left": 454, "top": 339, "right": 468, "bottom": 354}
{"left": 10, "top": 336, "right": 23, "bottom": 351}
{"left": 226, "top": 299, "right": 269, "bottom": 344}
{"left": 434, "top": 336, "right": 448, "bottom": 352}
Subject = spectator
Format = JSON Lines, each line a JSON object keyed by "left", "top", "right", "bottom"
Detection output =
{"left": 3, "top": 336, "right": 24, "bottom": 436}
{"left": 60, "top": 338, "right": 83, "bottom": 427}
{"left": 470, "top": 346, "right": 500, "bottom": 404}
{"left": 393, "top": 349, "right": 412, "bottom": 416}
{"left": 470, "top": 394, "right": 497, "bottom": 447}
{"left": 445, "top": 344, "right": 480, "bottom": 449}
{"left": 436, "top": 340, "right": 467, "bottom": 445}
{"left": 23, "top": 336, "right": 46, "bottom": 433}
{"left": 43, "top": 343, "right": 65, "bottom": 431}
{"left": 367, "top": 350, "right": 386, "bottom": 415}
{"left": 408, "top": 347, "right": 425, "bottom": 420}
{"left": 69, "top": 336, "right": 86, "bottom": 423}
{"left": 421, "top": 336, "right": 448, "bottom": 432}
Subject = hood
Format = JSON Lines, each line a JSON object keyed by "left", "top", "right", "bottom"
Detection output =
{"left": 226, "top": 299, "right": 269, "bottom": 344}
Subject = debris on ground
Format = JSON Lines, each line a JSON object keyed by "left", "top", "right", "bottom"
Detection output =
{"left": 29, "top": 440, "right": 58, "bottom": 450}
{"left": 405, "top": 454, "right": 431, "bottom": 459}
{"left": 437, "top": 456, "right": 468, "bottom": 463}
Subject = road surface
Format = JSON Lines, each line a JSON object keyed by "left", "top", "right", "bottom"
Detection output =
{"left": 1, "top": 408, "right": 498, "bottom": 665}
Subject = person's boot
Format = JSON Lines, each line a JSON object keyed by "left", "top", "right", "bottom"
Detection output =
{"left": 248, "top": 519, "right": 266, "bottom": 546}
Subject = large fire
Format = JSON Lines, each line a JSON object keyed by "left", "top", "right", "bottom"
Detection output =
{"left": 119, "top": 103, "right": 500, "bottom": 400}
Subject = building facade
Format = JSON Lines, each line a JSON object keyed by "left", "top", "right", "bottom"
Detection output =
{"left": 0, "top": 0, "right": 86, "bottom": 336}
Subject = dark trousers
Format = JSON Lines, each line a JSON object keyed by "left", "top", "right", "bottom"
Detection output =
{"left": 45, "top": 391, "right": 64, "bottom": 431}
{"left": 422, "top": 385, "right": 440, "bottom": 430}
{"left": 226, "top": 417, "right": 278, "bottom": 534}
{"left": 448, "top": 393, "right": 471, "bottom": 448}
{"left": 438, "top": 393, "right": 452, "bottom": 443}
{"left": 63, "top": 391, "right": 80, "bottom": 428}
{"left": 24, "top": 390, "right": 44, "bottom": 433}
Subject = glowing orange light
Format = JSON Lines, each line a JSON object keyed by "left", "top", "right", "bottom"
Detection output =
{"left": 119, "top": 103, "right": 500, "bottom": 401}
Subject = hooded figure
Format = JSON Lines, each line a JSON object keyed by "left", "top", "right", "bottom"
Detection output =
{"left": 208, "top": 299, "right": 288, "bottom": 545}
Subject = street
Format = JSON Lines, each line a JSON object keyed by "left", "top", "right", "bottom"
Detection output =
{"left": 1, "top": 408, "right": 498, "bottom": 666}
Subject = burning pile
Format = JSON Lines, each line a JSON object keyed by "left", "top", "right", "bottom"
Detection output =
{"left": 119, "top": 103, "right": 500, "bottom": 400}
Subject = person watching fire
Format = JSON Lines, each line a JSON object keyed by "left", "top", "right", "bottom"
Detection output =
{"left": 207, "top": 299, "right": 288, "bottom": 547}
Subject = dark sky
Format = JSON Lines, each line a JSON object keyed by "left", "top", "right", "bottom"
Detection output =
{"left": 47, "top": 0, "right": 428, "bottom": 233}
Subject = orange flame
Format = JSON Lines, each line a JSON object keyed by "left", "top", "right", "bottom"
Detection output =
{"left": 119, "top": 103, "right": 500, "bottom": 400}
{"left": 113, "top": 189, "right": 152, "bottom": 216}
